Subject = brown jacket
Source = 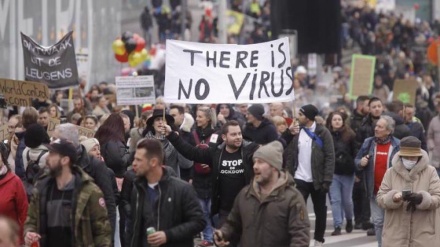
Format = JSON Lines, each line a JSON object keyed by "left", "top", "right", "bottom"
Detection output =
{"left": 220, "top": 172, "right": 310, "bottom": 247}
{"left": 377, "top": 151, "right": 440, "bottom": 247}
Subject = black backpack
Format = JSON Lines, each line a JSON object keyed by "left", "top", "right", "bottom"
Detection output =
{"left": 26, "top": 150, "right": 47, "bottom": 183}
{"left": 24, "top": 150, "right": 47, "bottom": 201}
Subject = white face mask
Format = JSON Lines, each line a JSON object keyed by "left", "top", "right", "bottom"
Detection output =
{"left": 402, "top": 158, "right": 417, "bottom": 170}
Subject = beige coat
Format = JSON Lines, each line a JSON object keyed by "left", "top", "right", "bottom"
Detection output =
{"left": 377, "top": 150, "right": 440, "bottom": 247}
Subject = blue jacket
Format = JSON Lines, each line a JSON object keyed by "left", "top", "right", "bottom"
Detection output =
{"left": 355, "top": 136, "right": 400, "bottom": 198}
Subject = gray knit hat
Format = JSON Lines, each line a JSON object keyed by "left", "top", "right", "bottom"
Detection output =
{"left": 253, "top": 141, "right": 283, "bottom": 170}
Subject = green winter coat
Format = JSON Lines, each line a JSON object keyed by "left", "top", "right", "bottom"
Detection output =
{"left": 24, "top": 166, "right": 112, "bottom": 247}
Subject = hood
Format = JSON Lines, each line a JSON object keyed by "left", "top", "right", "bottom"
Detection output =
{"left": 216, "top": 104, "right": 236, "bottom": 119}
{"left": 0, "top": 171, "right": 15, "bottom": 186}
{"left": 391, "top": 150, "right": 430, "bottom": 182}
{"left": 249, "top": 171, "right": 294, "bottom": 201}
{"left": 180, "top": 113, "right": 194, "bottom": 133}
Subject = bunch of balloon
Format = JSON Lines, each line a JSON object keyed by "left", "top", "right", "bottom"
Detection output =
{"left": 112, "top": 31, "right": 149, "bottom": 67}
{"left": 142, "top": 45, "right": 157, "bottom": 69}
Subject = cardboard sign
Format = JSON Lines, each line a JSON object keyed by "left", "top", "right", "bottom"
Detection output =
{"left": 47, "top": 118, "right": 60, "bottom": 137}
{"left": 21, "top": 31, "right": 79, "bottom": 89}
{"left": 0, "top": 78, "right": 49, "bottom": 106}
{"left": 115, "top": 76, "right": 156, "bottom": 106}
{"left": 0, "top": 125, "right": 9, "bottom": 141}
{"left": 392, "top": 79, "right": 418, "bottom": 105}
{"left": 165, "top": 38, "right": 293, "bottom": 104}
{"left": 349, "top": 54, "right": 376, "bottom": 99}
{"left": 77, "top": 126, "right": 95, "bottom": 138}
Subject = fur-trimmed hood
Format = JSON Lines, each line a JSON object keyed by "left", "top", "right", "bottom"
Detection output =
{"left": 180, "top": 113, "right": 194, "bottom": 133}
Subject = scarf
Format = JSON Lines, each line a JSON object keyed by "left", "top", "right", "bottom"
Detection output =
{"left": 375, "top": 135, "right": 391, "bottom": 145}
{"left": 145, "top": 131, "right": 166, "bottom": 141}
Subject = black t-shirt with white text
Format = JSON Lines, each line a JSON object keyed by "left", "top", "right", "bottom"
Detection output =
{"left": 219, "top": 149, "right": 246, "bottom": 211}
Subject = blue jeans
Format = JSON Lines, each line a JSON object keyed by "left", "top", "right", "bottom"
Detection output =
{"left": 370, "top": 197, "right": 384, "bottom": 247}
{"left": 199, "top": 198, "right": 213, "bottom": 242}
{"left": 329, "top": 174, "right": 355, "bottom": 228}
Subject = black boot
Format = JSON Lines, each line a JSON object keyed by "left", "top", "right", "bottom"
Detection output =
{"left": 331, "top": 227, "right": 342, "bottom": 236}
{"left": 346, "top": 219, "right": 353, "bottom": 233}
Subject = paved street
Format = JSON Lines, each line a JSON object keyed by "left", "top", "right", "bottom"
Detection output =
{"left": 306, "top": 198, "right": 378, "bottom": 247}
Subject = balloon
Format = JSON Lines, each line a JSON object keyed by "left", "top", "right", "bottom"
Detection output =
{"left": 128, "top": 52, "right": 142, "bottom": 67}
{"left": 125, "top": 38, "right": 137, "bottom": 54}
{"left": 140, "top": 48, "right": 148, "bottom": 60}
{"left": 133, "top": 33, "right": 141, "bottom": 40}
{"left": 112, "top": 39, "right": 126, "bottom": 55}
{"left": 143, "top": 60, "right": 151, "bottom": 69}
{"left": 121, "top": 31, "right": 133, "bottom": 42}
{"left": 149, "top": 45, "right": 157, "bottom": 56}
{"left": 413, "top": 3, "right": 419, "bottom": 10}
{"left": 135, "top": 38, "right": 146, "bottom": 52}
{"left": 115, "top": 52, "right": 129, "bottom": 63}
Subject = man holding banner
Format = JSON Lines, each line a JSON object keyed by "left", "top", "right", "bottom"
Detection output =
{"left": 163, "top": 121, "right": 259, "bottom": 246}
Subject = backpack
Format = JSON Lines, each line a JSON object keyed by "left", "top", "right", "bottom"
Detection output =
{"left": 192, "top": 131, "right": 212, "bottom": 175}
{"left": 26, "top": 150, "right": 47, "bottom": 183}
{"left": 24, "top": 150, "right": 47, "bottom": 201}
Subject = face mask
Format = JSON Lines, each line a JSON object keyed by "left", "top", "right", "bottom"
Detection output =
{"left": 402, "top": 158, "right": 417, "bottom": 170}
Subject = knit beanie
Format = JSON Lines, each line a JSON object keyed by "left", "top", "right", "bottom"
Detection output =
{"left": 253, "top": 141, "right": 283, "bottom": 170}
{"left": 248, "top": 104, "right": 265, "bottom": 121}
{"left": 24, "top": 123, "right": 50, "bottom": 148}
{"left": 300, "top": 104, "right": 319, "bottom": 121}
{"left": 81, "top": 138, "right": 100, "bottom": 153}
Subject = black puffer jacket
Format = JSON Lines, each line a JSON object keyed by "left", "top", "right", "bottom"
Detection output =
{"left": 127, "top": 168, "right": 205, "bottom": 247}
{"left": 243, "top": 118, "right": 278, "bottom": 145}
{"left": 101, "top": 140, "right": 130, "bottom": 178}
{"left": 167, "top": 131, "right": 259, "bottom": 216}
{"left": 77, "top": 146, "right": 117, "bottom": 239}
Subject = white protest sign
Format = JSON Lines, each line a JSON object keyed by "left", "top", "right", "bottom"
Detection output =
{"left": 115, "top": 75, "right": 156, "bottom": 106}
{"left": 164, "top": 38, "right": 293, "bottom": 104}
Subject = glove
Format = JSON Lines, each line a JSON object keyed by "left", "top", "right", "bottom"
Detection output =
{"left": 321, "top": 182, "right": 331, "bottom": 193}
{"left": 404, "top": 193, "right": 423, "bottom": 205}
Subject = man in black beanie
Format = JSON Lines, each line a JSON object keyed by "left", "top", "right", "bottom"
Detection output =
{"left": 283, "top": 104, "right": 335, "bottom": 246}
{"left": 243, "top": 104, "right": 278, "bottom": 145}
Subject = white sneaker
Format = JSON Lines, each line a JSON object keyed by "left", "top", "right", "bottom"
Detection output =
{"left": 313, "top": 240, "right": 324, "bottom": 246}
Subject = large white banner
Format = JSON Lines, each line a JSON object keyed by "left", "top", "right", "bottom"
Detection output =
{"left": 115, "top": 75, "right": 155, "bottom": 106}
{"left": 164, "top": 38, "right": 293, "bottom": 104}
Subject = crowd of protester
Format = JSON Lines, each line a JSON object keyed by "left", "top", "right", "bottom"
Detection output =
{"left": 1, "top": 1, "right": 440, "bottom": 247}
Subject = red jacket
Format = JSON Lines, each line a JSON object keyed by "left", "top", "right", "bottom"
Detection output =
{"left": 0, "top": 171, "right": 28, "bottom": 244}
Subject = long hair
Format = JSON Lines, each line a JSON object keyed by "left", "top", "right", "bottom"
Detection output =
{"left": 94, "top": 113, "right": 126, "bottom": 145}
{"left": 0, "top": 142, "right": 10, "bottom": 171}
{"left": 197, "top": 106, "right": 217, "bottom": 129}
{"left": 326, "top": 111, "right": 355, "bottom": 143}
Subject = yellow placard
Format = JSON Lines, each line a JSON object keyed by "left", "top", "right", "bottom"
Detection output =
{"left": 392, "top": 79, "right": 418, "bottom": 105}
{"left": 77, "top": 126, "right": 95, "bottom": 138}
{"left": 47, "top": 118, "right": 61, "bottom": 137}
{"left": 0, "top": 78, "right": 49, "bottom": 106}
{"left": 349, "top": 54, "right": 376, "bottom": 99}
{"left": 0, "top": 125, "right": 9, "bottom": 141}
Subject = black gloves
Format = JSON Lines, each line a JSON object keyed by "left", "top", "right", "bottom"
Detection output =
{"left": 321, "top": 182, "right": 331, "bottom": 193}
{"left": 403, "top": 192, "right": 423, "bottom": 212}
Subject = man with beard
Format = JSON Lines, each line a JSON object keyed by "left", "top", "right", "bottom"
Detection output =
{"left": 24, "top": 139, "right": 111, "bottom": 247}
{"left": 214, "top": 141, "right": 310, "bottom": 247}
{"left": 351, "top": 95, "right": 370, "bottom": 134}
{"left": 163, "top": 120, "right": 259, "bottom": 246}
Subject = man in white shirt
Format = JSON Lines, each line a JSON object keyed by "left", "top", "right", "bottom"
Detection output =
{"left": 283, "top": 104, "right": 335, "bottom": 247}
